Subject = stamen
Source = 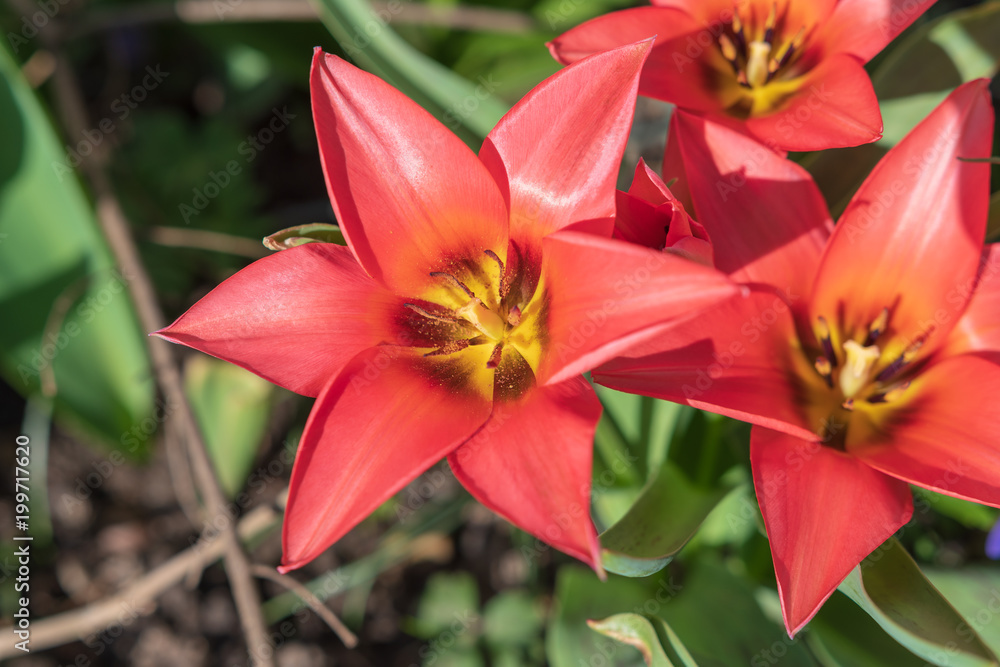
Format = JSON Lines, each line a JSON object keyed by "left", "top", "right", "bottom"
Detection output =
{"left": 864, "top": 307, "right": 890, "bottom": 346}
{"left": 839, "top": 340, "right": 881, "bottom": 399}
{"left": 424, "top": 339, "right": 470, "bottom": 357}
{"left": 507, "top": 305, "right": 522, "bottom": 327}
{"left": 719, "top": 34, "right": 739, "bottom": 64}
{"left": 763, "top": 2, "right": 777, "bottom": 45}
{"left": 430, "top": 271, "right": 476, "bottom": 299}
{"left": 816, "top": 316, "right": 837, "bottom": 367}
{"left": 814, "top": 356, "right": 834, "bottom": 388}
{"left": 404, "top": 303, "right": 459, "bottom": 324}
{"left": 483, "top": 249, "right": 511, "bottom": 299}
{"left": 485, "top": 342, "right": 504, "bottom": 369}
{"left": 841, "top": 398, "right": 855, "bottom": 411}
{"left": 874, "top": 331, "right": 931, "bottom": 383}
{"left": 732, "top": 9, "right": 747, "bottom": 52}
{"left": 867, "top": 381, "right": 911, "bottom": 405}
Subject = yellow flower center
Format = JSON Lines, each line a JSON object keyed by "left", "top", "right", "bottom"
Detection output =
{"left": 399, "top": 247, "right": 547, "bottom": 401}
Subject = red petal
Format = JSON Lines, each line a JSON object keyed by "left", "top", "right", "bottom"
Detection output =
{"left": 549, "top": 9, "right": 730, "bottom": 113}
{"left": 155, "top": 244, "right": 396, "bottom": 397}
{"left": 280, "top": 346, "right": 492, "bottom": 571}
{"left": 537, "top": 231, "right": 738, "bottom": 385}
{"left": 848, "top": 354, "right": 1000, "bottom": 508}
{"left": 448, "top": 376, "right": 603, "bottom": 570}
{"left": 310, "top": 50, "right": 508, "bottom": 294}
{"left": 594, "top": 289, "right": 817, "bottom": 441}
{"left": 815, "top": 0, "right": 936, "bottom": 63}
{"left": 668, "top": 111, "right": 831, "bottom": 297}
{"left": 481, "top": 40, "right": 651, "bottom": 250}
{"left": 752, "top": 426, "right": 913, "bottom": 636}
{"left": 742, "top": 54, "right": 883, "bottom": 151}
{"left": 944, "top": 245, "right": 1000, "bottom": 356}
{"left": 809, "top": 80, "right": 994, "bottom": 355}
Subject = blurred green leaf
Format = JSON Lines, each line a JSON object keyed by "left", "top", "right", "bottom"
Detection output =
{"left": 588, "top": 613, "right": 697, "bottom": 667}
{"left": 310, "top": 0, "right": 510, "bottom": 144}
{"left": 0, "top": 43, "right": 153, "bottom": 451}
{"left": 914, "top": 488, "right": 1000, "bottom": 531}
{"left": 410, "top": 571, "right": 480, "bottom": 639}
{"left": 483, "top": 590, "right": 543, "bottom": 649}
{"left": 926, "top": 567, "right": 1000, "bottom": 658}
{"left": 600, "top": 461, "right": 728, "bottom": 577}
{"left": 547, "top": 566, "right": 652, "bottom": 667}
{"left": 840, "top": 537, "right": 997, "bottom": 667}
{"left": 184, "top": 356, "right": 274, "bottom": 497}
{"left": 655, "top": 559, "right": 815, "bottom": 667}
{"left": 808, "top": 591, "right": 943, "bottom": 667}
{"left": 263, "top": 222, "right": 346, "bottom": 250}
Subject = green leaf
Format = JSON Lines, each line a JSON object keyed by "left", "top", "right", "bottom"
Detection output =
{"left": 0, "top": 44, "right": 153, "bottom": 451}
{"left": 309, "top": 0, "right": 509, "bottom": 144}
{"left": 839, "top": 537, "right": 998, "bottom": 667}
{"left": 483, "top": 591, "right": 543, "bottom": 649}
{"left": 925, "top": 567, "right": 1000, "bottom": 659}
{"left": 600, "top": 461, "right": 728, "bottom": 577}
{"left": 184, "top": 356, "right": 274, "bottom": 498}
{"left": 913, "top": 488, "right": 1000, "bottom": 531}
{"left": 409, "top": 572, "right": 481, "bottom": 640}
{"left": 547, "top": 566, "right": 654, "bottom": 667}
{"left": 262, "top": 223, "right": 346, "bottom": 250}
{"left": 588, "top": 613, "right": 698, "bottom": 667}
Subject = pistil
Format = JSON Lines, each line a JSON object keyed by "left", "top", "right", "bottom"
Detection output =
{"left": 839, "top": 340, "right": 881, "bottom": 399}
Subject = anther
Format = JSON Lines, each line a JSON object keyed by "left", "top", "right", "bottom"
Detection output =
{"left": 867, "top": 381, "right": 911, "bottom": 405}
{"left": 864, "top": 307, "right": 890, "bottom": 346}
{"left": 404, "top": 303, "right": 459, "bottom": 324}
{"left": 430, "top": 271, "right": 476, "bottom": 299}
{"left": 816, "top": 316, "right": 837, "bottom": 367}
{"left": 424, "top": 340, "right": 470, "bottom": 357}
{"left": 814, "top": 356, "right": 833, "bottom": 388}
{"left": 483, "top": 249, "right": 511, "bottom": 299}
{"left": 841, "top": 398, "right": 855, "bottom": 411}
{"left": 874, "top": 331, "right": 931, "bottom": 383}
{"left": 485, "top": 342, "right": 504, "bottom": 369}
{"left": 763, "top": 3, "right": 777, "bottom": 45}
{"left": 719, "top": 34, "right": 739, "bottom": 64}
{"left": 507, "top": 305, "right": 522, "bottom": 327}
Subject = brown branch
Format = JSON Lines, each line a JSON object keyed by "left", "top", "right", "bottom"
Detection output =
{"left": 251, "top": 565, "right": 358, "bottom": 648}
{"left": 0, "top": 506, "right": 279, "bottom": 659}
{"left": 47, "top": 52, "right": 276, "bottom": 667}
{"left": 148, "top": 226, "right": 269, "bottom": 259}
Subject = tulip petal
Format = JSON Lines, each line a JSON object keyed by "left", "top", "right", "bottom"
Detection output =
{"left": 536, "top": 231, "right": 738, "bottom": 386}
{"left": 810, "top": 80, "right": 994, "bottom": 355}
{"left": 816, "top": 0, "right": 936, "bottom": 63}
{"left": 848, "top": 353, "right": 1000, "bottom": 508}
{"left": 650, "top": 0, "right": 837, "bottom": 33}
{"left": 548, "top": 9, "right": 730, "bottom": 114}
{"left": 448, "top": 375, "right": 603, "bottom": 570}
{"left": 310, "top": 50, "right": 508, "bottom": 294}
{"left": 594, "top": 289, "right": 818, "bottom": 441}
{"left": 155, "top": 244, "right": 397, "bottom": 398}
{"left": 944, "top": 245, "right": 1000, "bottom": 356}
{"left": 280, "top": 346, "right": 493, "bottom": 571}
{"left": 667, "top": 111, "right": 832, "bottom": 295}
{"left": 480, "top": 40, "right": 651, "bottom": 252}
{"left": 752, "top": 426, "right": 913, "bottom": 636}
{"left": 742, "top": 54, "right": 883, "bottom": 151}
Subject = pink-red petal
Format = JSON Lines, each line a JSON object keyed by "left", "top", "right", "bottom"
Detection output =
{"left": 810, "top": 80, "right": 994, "bottom": 354}
{"left": 944, "top": 245, "right": 1000, "bottom": 356}
{"left": 310, "top": 50, "right": 508, "bottom": 295}
{"left": 549, "top": 9, "right": 728, "bottom": 113}
{"left": 848, "top": 353, "right": 1000, "bottom": 508}
{"left": 155, "top": 244, "right": 396, "bottom": 398}
{"left": 752, "top": 426, "right": 913, "bottom": 636}
{"left": 537, "top": 231, "right": 738, "bottom": 385}
{"left": 481, "top": 40, "right": 651, "bottom": 251}
{"left": 743, "top": 54, "right": 883, "bottom": 152}
{"left": 594, "top": 289, "right": 817, "bottom": 441}
{"left": 651, "top": 0, "right": 838, "bottom": 35}
{"left": 448, "top": 375, "right": 603, "bottom": 571}
{"left": 279, "top": 346, "right": 492, "bottom": 571}
{"left": 815, "top": 0, "right": 937, "bottom": 63}
{"left": 667, "top": 111, "right": 832, "bottom": 300}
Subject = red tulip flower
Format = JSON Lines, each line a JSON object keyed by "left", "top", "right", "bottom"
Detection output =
{"left": 595, "top": 80, "right": 997, "bottom": 634}
{"left": 549, "top": 0, "right": 936, "bottom": 152}
{"left": 156, "top": 44, "right": 737, "bottom": 573}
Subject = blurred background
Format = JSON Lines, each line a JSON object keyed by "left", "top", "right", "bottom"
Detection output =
{"left": 0, "top": 0, "right": 998, "bottom": 665}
